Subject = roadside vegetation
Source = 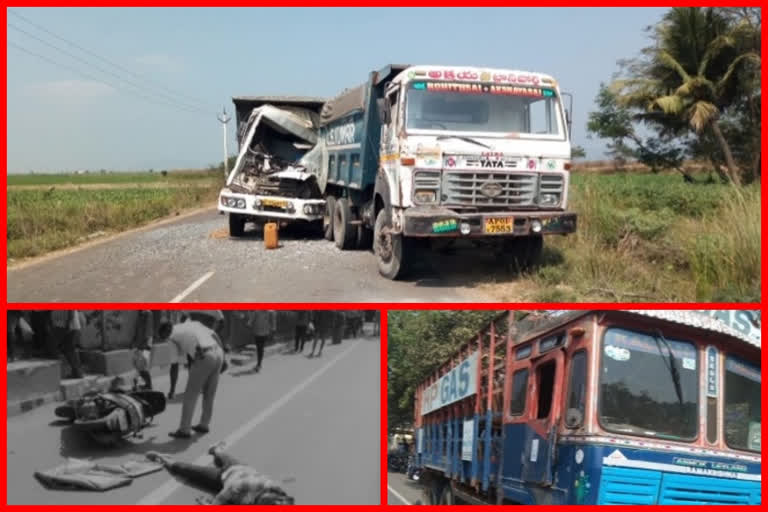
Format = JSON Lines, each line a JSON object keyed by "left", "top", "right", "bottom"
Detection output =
{"left": 7, "top": 172, "right": 222, "bottom": 260}
{"left": 482, "top": 169, "right": 760, "bottom": 303}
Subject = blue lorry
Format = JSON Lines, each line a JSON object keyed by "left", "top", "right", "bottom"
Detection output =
{"left": 412, "top": 310, "right": 761, "bottom": 504}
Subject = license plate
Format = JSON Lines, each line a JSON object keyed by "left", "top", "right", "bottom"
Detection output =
{"left": 484, "top": 217, "right": 514, "bottom": 234}
{"left": 262, "top": 199, "right": 287, "bottom": 209}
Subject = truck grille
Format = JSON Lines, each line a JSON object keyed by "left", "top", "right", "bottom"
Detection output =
{"left": 442, "top": 171, "right": 550, "bottom": 207}
{"left": 598, "top": 467, "right": 760, "bottom": 505}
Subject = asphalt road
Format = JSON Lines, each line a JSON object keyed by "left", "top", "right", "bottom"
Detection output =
{"left": 7, "top": 336, "right": 380, "bottom": 505}
{"left": 388, "top": 471, "right": 422, "bottom": 505}
{"left": 7, "top": 208, "right": 510, "bottom": 303}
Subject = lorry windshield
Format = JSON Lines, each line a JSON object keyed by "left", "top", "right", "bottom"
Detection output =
{"left": 405, "top": 81, "right": 564, "bottom": 139}
{"left": 599, "top": 328, "right": 699, "bottom": 441}
{"left": 724, "top": 356, "right": 761, "bottom": 453}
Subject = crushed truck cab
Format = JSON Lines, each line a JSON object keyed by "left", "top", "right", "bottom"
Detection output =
{"left": 219, "top": 97, "right": 327, "bottom": 235}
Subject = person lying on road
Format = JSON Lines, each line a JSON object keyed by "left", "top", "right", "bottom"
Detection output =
{"left": 146, "top": 442, "right": 294, "bottom": 505}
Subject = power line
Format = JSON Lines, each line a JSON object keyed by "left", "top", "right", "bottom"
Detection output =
{"left": 8, "top": 40, "right": 209, "bottom": 117}
{"left": 8, "top": 8, "right": 217, "bottom": 110}
{"left": 8, "top": 22, "right": 213, "bottom": 115}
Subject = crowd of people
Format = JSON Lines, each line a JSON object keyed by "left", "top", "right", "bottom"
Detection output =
{"left": 13, "top": 309, "right": 377, "bottom": 504}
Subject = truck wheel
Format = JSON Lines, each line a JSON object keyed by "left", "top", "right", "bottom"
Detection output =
{"left": 440, "top": 485, "right": 455, "bottom": 505}
{"left": 333, "top": 197, "right": 356, "bottom": 250}
{"left": 229, "top": 213, "right": 246, "bottom": 237}
{"left": 323, "top": 196, "right": 337, "bottom": 241}
{"left": 421, "top": 478, "right": 444, "bottom": 505}
{"left": 356, "top": 225, "right": 374, "bottom": 250}
{"left": 374, "top": 209, "right": 408, "bottom": 280}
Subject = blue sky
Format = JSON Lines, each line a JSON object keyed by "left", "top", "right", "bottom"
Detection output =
{"left": 6, "top": 7, "right": 668, "bottom": 173}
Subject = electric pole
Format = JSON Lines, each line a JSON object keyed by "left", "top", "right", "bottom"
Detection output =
{"left": 217, "top": 107, "right": 232, "bottom": 178}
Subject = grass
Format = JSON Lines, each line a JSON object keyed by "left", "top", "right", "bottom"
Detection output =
{"left": 483, "top": 172, "right": 761, "bottom": 303}
{"left": 7, "top": 182, "right": 221, "bottom": 259}
{"left": 7, "top": 169, "right": 222, "bottom": 186}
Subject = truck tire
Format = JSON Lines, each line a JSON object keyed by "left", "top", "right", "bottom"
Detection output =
{"left": 333, "top": 197, "right": 356, "bottom": 250}
{"left": 356, "top": 225, "right": 374, "bottom": 250}
{"left": 440, "top": 485, "right": 455, "bottom": 505}
{"left": 229, "top": 213, "right": 246, "bottom": 237}
{"left": 374, "top": 209, "right": 409, "bottom": 280}
{"left": 421, "top": 478, "right": 444, "bottom": 505}
{"left": 323, "top": 196, "right": 337, "bottom": 241}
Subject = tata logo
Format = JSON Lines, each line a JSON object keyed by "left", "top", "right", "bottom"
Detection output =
{"left": 480, "top": 159, "right": 504, "bottom": 168}
{"left": 480, "top": 181, "right": 504, "bottom": 198}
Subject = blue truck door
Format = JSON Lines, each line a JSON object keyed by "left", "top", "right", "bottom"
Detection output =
{"left": 521, "top": 350, "right": 564, "bottom": 486}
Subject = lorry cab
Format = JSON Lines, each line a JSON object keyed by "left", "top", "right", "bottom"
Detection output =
{"left": 373, "top": 65, "right": 578, "bottom": 278}
{"left": 414, "top": 310, "right": 761, "bottom": 505}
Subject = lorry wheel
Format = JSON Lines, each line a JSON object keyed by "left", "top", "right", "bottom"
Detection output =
{"left": 356, "top": 225, "right": 374, "bottom": 250}
{"left": 374, "top": 209, "right": 408, "bottom": 280}
{"left": 333, "top": 197, "right": 356, "bottom": 250}
{"left": 440, "top": 485, "right": 455, "bottom": 505}
{"left": 323, "top": 196, "right": 337, "bottom": 241}
{"left": 229, "top": 213, "right": 246, "bottom": 237}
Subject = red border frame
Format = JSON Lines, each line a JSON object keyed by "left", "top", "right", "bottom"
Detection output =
{"left": 3, "top": 3, "right": 766, "bottom": 508}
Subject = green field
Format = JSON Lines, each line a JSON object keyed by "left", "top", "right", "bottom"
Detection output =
{"left": 7, "top": 169, "right": 222, "bottom": 186}
{"left": 482, "top": 172, "right": 761, "bottom": 303}
{"left": 7, "top": 183, "right": 221, "bottom": 259}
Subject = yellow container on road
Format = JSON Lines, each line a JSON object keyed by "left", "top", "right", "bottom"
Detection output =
{"left": 264, "top": 222, "right": 278, "bottom": 249}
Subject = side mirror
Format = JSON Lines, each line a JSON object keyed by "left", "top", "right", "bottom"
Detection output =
{"left": 561, "top": 92, "right": 574, "bottom": 138}
{"left": 377, "top": 97, "right": 391, "bottom": 125}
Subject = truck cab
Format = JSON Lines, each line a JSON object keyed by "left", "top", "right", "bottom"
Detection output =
{"left": 219, "top": 96, "right": 327, "bottom": 236}
{"left": 414, "top": 310, "right": 761, "bottom": 505}
{"left": 370, "top": 65, "right": 577, "bottom": 278}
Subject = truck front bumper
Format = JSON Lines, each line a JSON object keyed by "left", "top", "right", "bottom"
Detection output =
{"left": 402, "top": 207, "right": 577, "bottom": 237}
{"left": 218, "top": 190, "right": 325, "bottom": 222}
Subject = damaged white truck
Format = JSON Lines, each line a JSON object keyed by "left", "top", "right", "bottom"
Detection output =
{"left": 219, "top": 64, "right": 577, "bottom": 279}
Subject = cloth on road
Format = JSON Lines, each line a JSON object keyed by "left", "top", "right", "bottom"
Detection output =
{"left": 34, "top": 458, "right": 163, "bottom": 491}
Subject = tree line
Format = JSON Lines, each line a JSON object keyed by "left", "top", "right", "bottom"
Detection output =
{"left": 587, "top": 7, "right": 760, "bottom": 185}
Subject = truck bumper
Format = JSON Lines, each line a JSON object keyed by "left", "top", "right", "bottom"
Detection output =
{"left": 401, "top": 207, "right": 577, "bottom": 237}
{"left": 218, "top": 190, "right": 324, "bottom": 222}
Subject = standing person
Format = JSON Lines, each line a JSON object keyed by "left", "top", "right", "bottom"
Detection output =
{"left": 132, "top": 309, "right": 154, "bottom": 391}
{"left": 332, "top": 311, "right": 345, "bottom": 345}
{"left": 309, "top": 310, "right": 333, "bottom": 358}
{"left": 164, "top": 310, "right": 190, "bottom": 400}
{"left": 167, "top": 319, "right": 225, "bottom": 439}
{"left": 49, "top": 310, "right": 85, "bottom": 379}
{"left": 30, "top": 310, "right": 50, "bottom": 357}
{"left": 294, "top": 311, "right": 311, "bottom": 354}
{"left": 7, "top": 311, "right": 22, "bottom": 361}
{"left": 248, "top": 310, "right": 276, "bottom": 372}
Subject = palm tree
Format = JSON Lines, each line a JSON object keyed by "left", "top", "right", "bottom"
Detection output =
{"left": 611, "top": 8, "right": 760, "bottom": 185}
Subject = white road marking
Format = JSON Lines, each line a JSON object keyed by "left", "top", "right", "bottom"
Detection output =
{"left": 138, "top": 340, "right": 361, "bottom": 505}
{"left": 388, "top": 485, "right": 412, "bottom": 505}
{"left": 169, "top": 271, "right": 214, "bottom": 302}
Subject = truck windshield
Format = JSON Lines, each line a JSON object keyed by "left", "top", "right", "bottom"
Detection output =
{"left": 599, "top": 328, "right": 699, "bottom": 441}
{"left": 724, "top": 356, "right": 761, "bottom": 453}
{"left": 405, "top": 81, "right": 564, "bottom": 139}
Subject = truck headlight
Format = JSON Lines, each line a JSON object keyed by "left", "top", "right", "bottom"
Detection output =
{"left": 236, "top": 199, "right": 246, "bottom": 209}
{"left": 538, "top": 193, "right": 560, "bottom": 207}
{"left": 254, "top": 199, "right": 262, "bottom": 209}
{"left": 414, "top": 190, "right": 437, "bottom": 204}
{"left": 285, "top": 201, "right": 295, "bottom": 213}
{"left": 303, "top": 204, "right": 318, "bottom": 215}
